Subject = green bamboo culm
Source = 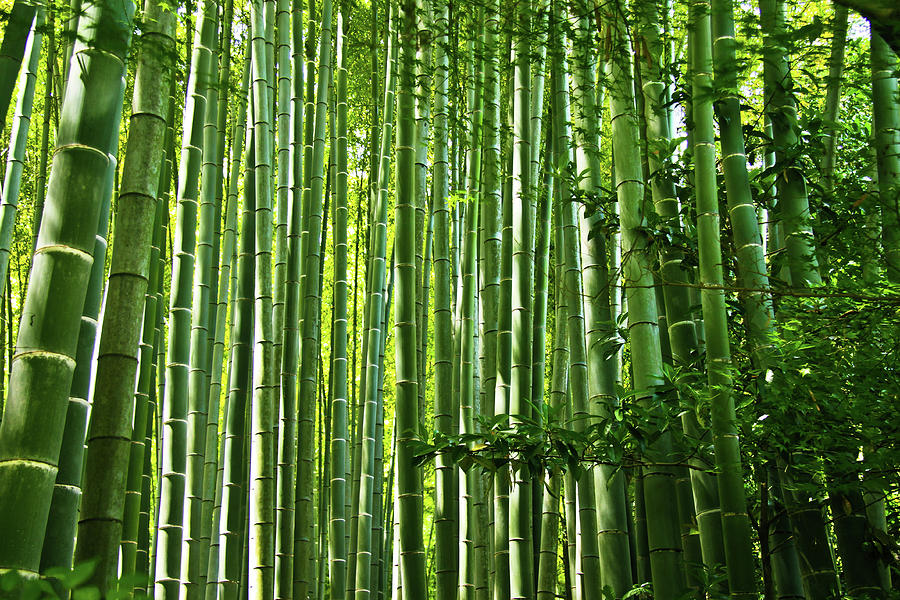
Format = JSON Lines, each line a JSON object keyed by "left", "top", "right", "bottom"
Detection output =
{"left": 759, "top": 4, "right": 840, "bottom": 599}
{"left": 72, "top": 0, "right": 176, "bottom": 591}
{"left": 527, "top": 1, "right": 549, "bottom": 569}
{"left": 216, "top": 122, "right": 256, "bottom": 600}
{"left": 690, "top": 1, "right": 757, "bottom": 597}
{"left": 394, "top": 0, "right": 427, "bottom": 596}
{"left": 431, "top": 0, "right": 458, "bottom": 596}
{"left": 122, "top": 185, "right": 168, "bottom": 584}
{"left": 328, "top": 5, "right": 351, "bottom": 599}
{"left": 606, "top": 4, "right": 687, "bottom": 599}
{"left": 536, "top": 90, "right": 561, "bottom": 600}
{"left": 413, "top": 1, "right": 433, "bottom": 441}
{"left": 509, "top": 0, "right": 535, "bottom": 595}
{"left": 41, "top": 108, "right": 117, "bottom": 588}
{"left": 0, "top": 0, "right": 39, "bottom": 142}
{"left": 759, "top": 0, "right": 820, "bottom": 288}
{"left": 271, "top": 0, "right": 291, "bottom": 475}
{"left": 549, "top": 8, "right": 603, "bottom": 598}
{"left": 821, "top": 4, "right": 849, "bottom": 191}
{"left": 206, "top": 48, "right": 250, "bottom": 599}
{"left": 568, "top": 0, "right": 635, "bottom": 594}
{"left": 294, "top": 0, "right": 333, "bottom": 596}
{"left": 0, "top": 6, "right": 42, "bottom": 296}
{"left": 469, "top": 6, "right": 492, "bottom": 598}
{"left": 478, "top": 3, "right": 503, "bottom": 599}
{"left": 293, "top": 0, "right": 320, "bottom": 586}
{"left": 141, "top": 83, "right": 175, "bottom": 596}
{"left": 369, "top": 246, "right": 393, "bottom": 600}
{"left": 871, "top": 31, "right": 900, "bottom": 282}
{"left": 353, "top": 4, "right": 396, "bottom": 598}
{"left": 200, "top": 2, "right": 238, "bottom": 591}
{"left": 273, "top": 0, "right": 296, "bottom": 592}
{"left": 60, "top": 0, "right": 83, "bottom": 89}
{"left": 31, "top": 5, "right": 55, "bottom": 246}
{"left": 154, "top": 0, "right": 217, "bottom": 592}
{"left": 635, "top": 9, "right": 719, "bottom": 585}
{"left": 710, "top": 1, "right": 800, "bottom": 595}
{"left": 492, "top": 32, "right": 513, "bottom": 600}
{"left": 459, "top": 12, "right": 486, "bottom": 599}
{"left": 709, "top": 0, "right": 774, "bottom": 372}
{"left": 277, "top": 0, "right": 305, "bottom": 591}
{"left": 0, "top": 0, "right": 134, "bottom": 576}
{"left": 247, "top": 0, "right": 277, "bottom": 593}
{"left": 183, "top": 3, "right": 222, "bottom": 595}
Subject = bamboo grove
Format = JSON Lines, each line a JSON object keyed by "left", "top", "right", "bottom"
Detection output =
{"left": 0, "top": 0, "right": 898, "bottom": 597}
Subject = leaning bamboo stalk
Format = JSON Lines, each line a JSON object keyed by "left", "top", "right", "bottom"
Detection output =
{"left": 606, "top": 4, "right": 686, "bottom": 598}
{"left": 414, "top": 0, "right": 433, "bottom": 423}
{"left": 638, "top": 0, "right": 724, "bottom": 582}
{"left": 74, "top": 0, "right": 176, "bottom": 590}
{"left": 0, "top": 0, "right": 135, "bottom": 576}
{"left": 349, "top": 10, "right": 397, "bottom": 592}
{"left": 206, "top": 47, "right": 250, "bottom": 600}
{"left": 551, "top": 17, "right": 604, "bottom": 596}
{"left": 199, "top": 1, "right": 236, "bottom": 591}
{"left": 183, "top": 6, "right": 222, "bottom": 595}
{"left": 154, "top": 0, "right": 218, "bottom": 592}
{"left": 691, "top": 2, "right": 756, "bottom": 597}
{"left": 568, "top": 0, "right": 637, "bottom": 594}
{"left": 31, "top": 5, "right": 55, "bottom": 244}
{"left": 44, "top": 131, "right": 115, "bottom": 585}
{"left": 353, "top": 6, "right": 397, "bottom": 598}
{"left": 0, "top": 0, "right": 38, "bottom": 142}
{"left": 872, "top": 31, "right": 900, "bottom": 281}
{"left": 137, "top": 139, "right": 172, "bottom": 595}
{"left": 821, "top": 5, "right": 849, "bottom": 190}
{"left": 759, "top": 0, "right": 821, "bottom": 288}
{"left": 0, "top": 7, "right": 42, "bottom": 295}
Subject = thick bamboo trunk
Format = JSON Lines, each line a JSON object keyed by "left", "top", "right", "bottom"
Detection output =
{"left": 73, "top": 0, "right": 176, "bottom": 590}
{"left": 872, "top": 31, "right": 900, "bottom": 281}
{"left": 0, "top": 0, "right": 133, "bottom": 577}
{"left": 606, "top": 5, "right": 686, "bottom": 598}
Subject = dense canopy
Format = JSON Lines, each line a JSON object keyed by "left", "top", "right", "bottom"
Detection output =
{"left": 0, "top": 0, "right": 897, "bottom": 598}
